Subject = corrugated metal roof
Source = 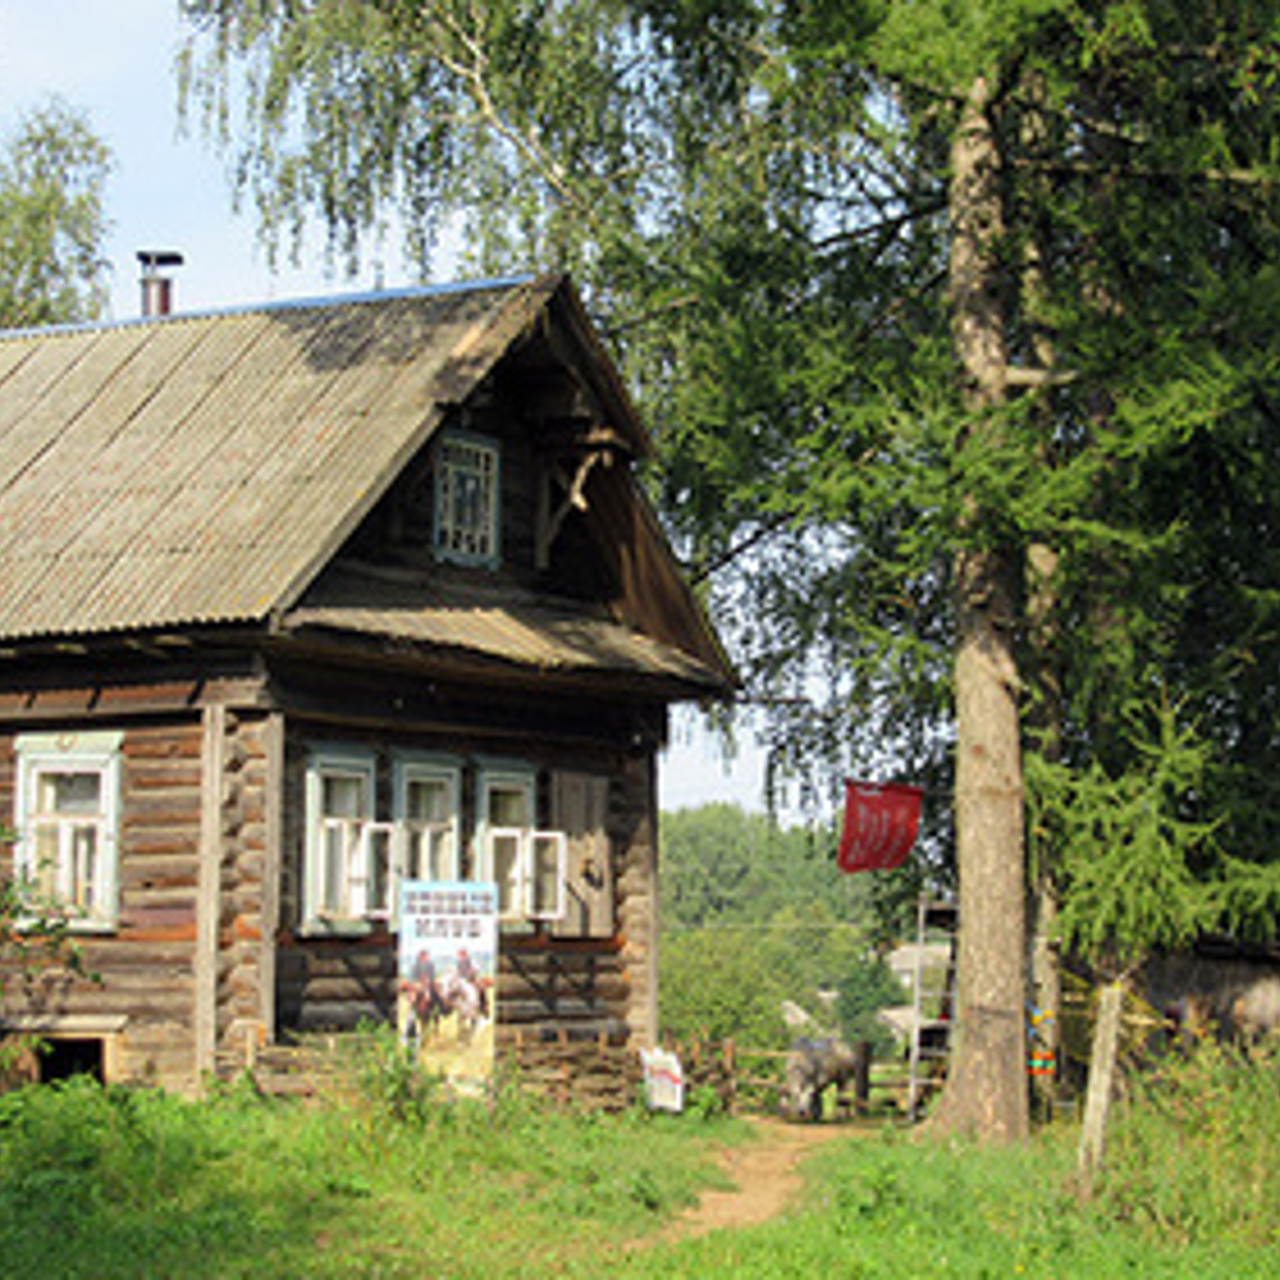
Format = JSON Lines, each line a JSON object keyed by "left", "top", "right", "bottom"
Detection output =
{"left": 0, "top": 278, "right": 549, "bottom": 640}
{"left": 285, "top": 565, "right": 724, "bottom": 692}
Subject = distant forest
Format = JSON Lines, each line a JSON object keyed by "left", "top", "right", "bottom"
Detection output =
{"left": 657, "top": 804, "right": 906, "bottom": 1052}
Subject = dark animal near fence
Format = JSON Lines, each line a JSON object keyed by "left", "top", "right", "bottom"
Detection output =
{"left": 782, "top": 1036, "right": 862, "bottom": 1121}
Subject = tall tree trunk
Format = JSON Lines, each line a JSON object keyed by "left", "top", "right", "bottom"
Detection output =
{"left": 1020, "top": 69, "right": 1065, "bottom": 1119}
{"left": 931, "top": 76, "right": 1030, "bottom": 1144}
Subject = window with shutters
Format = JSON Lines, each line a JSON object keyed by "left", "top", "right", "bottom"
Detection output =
{"left": 304, "top": 749, "right": 465, "bottom": 933}
{"left": 476, "top": 766, "right": 566, "bottom": 922}
{"left": 551, "top": 772, "right": 613, "bottom": 939}
{"left": 302, "top": 750, "right": 601, "bottom": 931}
{"left": 304, "top": 748, "right": 382, "bottom": 928}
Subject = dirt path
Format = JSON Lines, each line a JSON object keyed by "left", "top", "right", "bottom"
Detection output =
{"left": 640, "top": 1118, "right": 850, "bottom": 1248}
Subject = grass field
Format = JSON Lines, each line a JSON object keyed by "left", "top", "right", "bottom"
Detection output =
{"left": 0, "top": 1033, "right": 1276, "bottom": 1278}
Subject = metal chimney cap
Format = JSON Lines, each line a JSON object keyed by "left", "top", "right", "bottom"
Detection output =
{"left": 137, "top": 250, "right": 184, "bottom": 272}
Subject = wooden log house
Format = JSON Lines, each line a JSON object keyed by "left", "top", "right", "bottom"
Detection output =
{"left": 0, "top": 275, "right": 734, "bottom": 1094}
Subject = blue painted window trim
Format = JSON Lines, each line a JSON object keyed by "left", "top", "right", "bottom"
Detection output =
{"left": 432, "top": 430, "right": 501, "bottom": 569}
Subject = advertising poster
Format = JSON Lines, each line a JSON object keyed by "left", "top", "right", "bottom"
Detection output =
{"left": 398, "top": 880, "right": 498, "bottom": 1095}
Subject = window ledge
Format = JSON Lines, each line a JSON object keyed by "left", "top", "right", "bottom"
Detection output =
{"left": 1, "top": 1012, "right": 129, "bottom": 1034}
{"left": 16, "top": 916, "right": 117, "bottom": 937}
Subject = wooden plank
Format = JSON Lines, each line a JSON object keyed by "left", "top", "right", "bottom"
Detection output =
{"left": 124, "top": 733, "right": 203, "bottom": 759}
{"left": 1079, "top": 980, "right": 1125, "bottom": 1192}
{"left": 290, "top": 979, "right": 395, "bottom": 1007}
{"left": 117, "top": 876, "right": 198, "bottom": 901}
{"left": 499, "top": 998, "right": 625, "bottom": 1023}
{"left": 0, "top": 676, "right": 269, "bottom": 723}
{"left": 499, "top": 947, "right": 626, "bottom": 976}
{"left": 71, "top": 939, "right": 194, "bottom": 967}
{"left": 195, "top": 704, "right": 224, "bottom": 1082}
{"left": 41, "top": 973, "right": 193, "bottom": 999}
{"left": 497, "top": 973, "right": 630, "bottom": 1003}
{"left": 122, "top": 834, "right": 199, "bottom": 856}
{"left": 287, "top": 951, "right": 397, "bottom": 979}
{"left": 294, "top": 1001, "right": 390, "bottom": 1030}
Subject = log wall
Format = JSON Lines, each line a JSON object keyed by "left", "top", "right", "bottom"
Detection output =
{"left": 2, "top": 688, "right": 666, "bottom": 1097}
{"left": 497, "top": 939, "right": 630, "bottom": 1043}
{"left": 0, "top": 719, "right": 205, "bottom": 1093}
{"left": 214, "top": 710, "right": 276, "bottom": 1057}
{"left": 614, "top": 750, "right": 660, "bottom": 1047}
{"left": 277, "top": 938, "right": 398, "bottom": 1032}
{"left": 273, "top": 715, "right": 660, "bottom": 1061}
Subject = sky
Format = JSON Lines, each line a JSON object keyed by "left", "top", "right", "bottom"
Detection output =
{"left": 0, "top": 0, "right": 773, "bottom": 815}
{"left": 0, "top": 0, "right": 348, "bottom": 317}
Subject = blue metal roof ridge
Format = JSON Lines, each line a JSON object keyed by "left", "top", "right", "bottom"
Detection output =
{"left": 0, "top": 273, "right": 539, "bottom": 341}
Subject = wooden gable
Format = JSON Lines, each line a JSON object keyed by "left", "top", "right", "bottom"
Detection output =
{"left": 279, "top": 279, "right": 733, "bottom": 699}
{"left": 0, "top": 274, "right": 732, "bottom": 699}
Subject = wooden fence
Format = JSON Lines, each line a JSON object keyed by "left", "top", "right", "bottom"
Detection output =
{"left": 215, "top": 1030, "right": 920, "bottom": 1118}
{"left": 671, "top": 1038, "right": 923, "bottom": 1118}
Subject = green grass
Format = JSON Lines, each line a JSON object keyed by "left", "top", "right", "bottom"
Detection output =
{"left": 616, "top": 1125, "right": 1277, "bottom": 1278}
{"left": 0, "top": 1069, "right": 732, "bottom": 1279}
{"left": 1, "top": 1034, "right": 1278, "bottom": 1278}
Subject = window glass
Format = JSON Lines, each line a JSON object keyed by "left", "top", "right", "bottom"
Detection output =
{"left": 406, "top": 777, "right": 449, "bottom": 824}
{"left": 67, "top": 826, "right": 101, "bottom": 913}
{"left": 33, "top": 826, "right": 62, "bottom": 897}
{"left": 321, "top": 821, "right": 352, "bottom": 914}
{"left": 488, "top": 784, "right": 529, "bottom": 829}
{"left": 396, "top": 764, "right": 460, "bottom": 886}
{"left": 406, "top": 825, "right": 454, "bottom": 882}
{"left": 15, "top": 732, "right": 121, "bottom": 931}
{"left": 37, "top": 771, "right": 101, "bottom": 816}
{"left": 435, "top": 435, "right": 499, "bottom": 565}
{"left": 307, "top": 751, "right": 375, "bottom": 926}
{"left": 322, "top": 773, "right": 366, "bottom": 819}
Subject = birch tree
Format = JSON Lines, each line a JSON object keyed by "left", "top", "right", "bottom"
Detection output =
{"left": 180, "top": 0, "right": 1280, "bottom": 1141}
{"left": 0, "top": 100, "right": 112, "bottom": 327}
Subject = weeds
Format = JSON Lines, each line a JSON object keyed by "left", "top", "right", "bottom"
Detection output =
{"left": 1099, "top": 1033, "right": 1280, "bottom": 1247}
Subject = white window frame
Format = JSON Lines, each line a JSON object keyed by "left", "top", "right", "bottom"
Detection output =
{"left": 433, "top": 431, "right": 501, "bottom": 568}
{"left": 529, "top": 830, "right": 568, "bottom": 921}
{"left": 356, "top": 821, "right": 397, "bottom": 921}
{"left": 475, "top": 765, "right": 566, "bottom": 922}
{"left": 304, "top": 747, "right": 379, "bottom": 931}
{"left": 14, "top": 730, "right": 123, "bottom": 933}
{"left": 394, "top": 756, "right": 462, "bottom": 889}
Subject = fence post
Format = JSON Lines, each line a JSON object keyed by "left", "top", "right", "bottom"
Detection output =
{"left": 1079, "top": 980, "right": 1125, "bottom": 1194}
{"left": 854, "top": 1039, "right": 872, "bottom": 1116}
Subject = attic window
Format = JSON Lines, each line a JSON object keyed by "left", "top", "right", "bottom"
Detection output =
{"left": 434, "top": 433, "right": 500, "bottom": 567}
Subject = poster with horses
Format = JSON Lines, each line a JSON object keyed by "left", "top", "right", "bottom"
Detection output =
{"left": 398, "top": 881, "right": 498, "bottom": 1096}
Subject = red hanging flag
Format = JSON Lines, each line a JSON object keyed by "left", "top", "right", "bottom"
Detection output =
{"left": 837, "top": 781, "right": 924, "bottom": 873}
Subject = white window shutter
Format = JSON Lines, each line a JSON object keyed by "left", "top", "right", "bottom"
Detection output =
{"left": 550, "top": 773, "right": 613, "bottom": 938}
